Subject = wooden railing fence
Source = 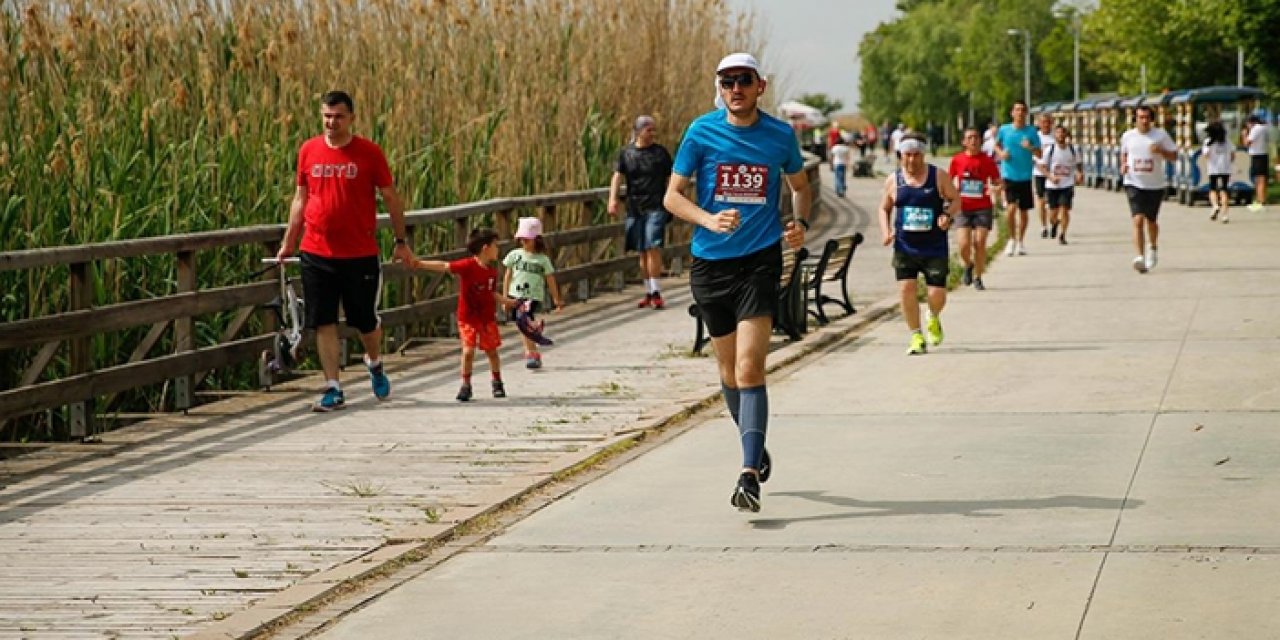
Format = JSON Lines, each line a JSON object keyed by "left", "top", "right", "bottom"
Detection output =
{"left": 0, "top": 157, "right": 819, "bottom": 440}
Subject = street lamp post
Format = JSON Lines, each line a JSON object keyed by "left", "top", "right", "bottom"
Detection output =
{"left": 1007, "top": 28, "right": 1030, "bottom": 106}
{"left": 1072, "top": 15, "right": 1080, "bottom": 102}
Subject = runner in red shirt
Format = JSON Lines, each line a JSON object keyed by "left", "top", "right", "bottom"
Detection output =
{"left": 414, "top": 229, "right": 518, "bottom": 402}
{"left": 948, "top": 127, "right": 1003, "bottom": 291}
{"left": 277, "top": 91, "right": 416, "bottom": 412}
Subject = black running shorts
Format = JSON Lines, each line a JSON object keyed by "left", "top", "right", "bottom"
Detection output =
{"left": 1046, "top": 187, "right": 1074, "bottom": 209}
{"left": 1209, "top": 174, "right": 1230, "bottom": 192}
{"left": 1250, "top": 154, "right": 1270, "bottom": 179}
{"left": 893, "top": 252, "right": 949, "bottom": 288}
{"left": 1125, "top": 186, "right": 1165, "bottom": 221}
{"left": 300, "top": 252, "right": 383, "bottom": 333}
{"left": 1034, "top": 175, "right": 1048, "bottom": 198}
{"left": 690, "top": 243, "right": 782, "bottom": 338}
{"left": 1004, "top": 180, "right": 1034, "bottom": 211}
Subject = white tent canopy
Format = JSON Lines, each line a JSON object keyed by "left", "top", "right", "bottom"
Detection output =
{"left": 777, "top": 100, "right": 828, "bottom": 128}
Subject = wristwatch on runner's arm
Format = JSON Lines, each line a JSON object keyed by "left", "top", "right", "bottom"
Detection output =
{"left": 793, "top": 217, "right": 810, "bottom": 231}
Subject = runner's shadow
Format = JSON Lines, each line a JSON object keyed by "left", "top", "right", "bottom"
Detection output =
{"left": 750, "top": 490, "right": 1139, "bottom": 530}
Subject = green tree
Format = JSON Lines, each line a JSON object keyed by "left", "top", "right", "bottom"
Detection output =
{"left": 795, "top": 93, "right": 845, "bottom": 116}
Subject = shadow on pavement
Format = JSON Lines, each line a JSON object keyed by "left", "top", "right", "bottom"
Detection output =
{"left": 750, "top": 490, "right": 1140, "bottom": 529}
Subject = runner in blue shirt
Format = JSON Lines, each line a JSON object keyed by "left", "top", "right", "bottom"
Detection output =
{"left": 994, "top": 100, "right": 1042, "bottom": 256}
{"left": 665, "top": 52, "right": 810, "bottom": 513}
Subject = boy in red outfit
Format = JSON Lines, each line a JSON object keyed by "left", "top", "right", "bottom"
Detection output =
{"left": 948, "top": 127, "right": 1003, "bottom": 290}
{"left": 414, "top": 229, "right": 517, "bottom": 401}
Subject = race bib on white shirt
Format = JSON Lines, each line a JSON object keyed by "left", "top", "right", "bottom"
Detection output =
{"left": 1122, "top": 128, "right": 1175, "bottom": 190}
{"left": 1045, "top": 144, "right": 1078, "bottom": 189}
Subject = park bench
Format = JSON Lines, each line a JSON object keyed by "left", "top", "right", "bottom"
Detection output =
{"left": 803, "top": 232, "right": 864, "bottom": 325}
{"left": 688, "top": 244, "right": 810, "bottom": 354}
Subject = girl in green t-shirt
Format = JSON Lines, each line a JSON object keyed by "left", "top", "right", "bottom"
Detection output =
{"left": 503, "top": 218, "right": 563, "bottom": 369}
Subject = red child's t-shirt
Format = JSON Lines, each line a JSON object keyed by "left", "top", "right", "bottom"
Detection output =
{"left": 948, "top": 152, "right": 1001, "bottom": 212}
{"left": 449, "top": 257, "right": 498, "bottom": 325}
{"left": 296, "top": 135, "right": 393, "bottom": 258}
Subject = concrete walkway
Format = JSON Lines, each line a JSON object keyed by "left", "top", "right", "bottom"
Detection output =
{"left": 0, "top": 164, "right": 887, "bottom": 640}
{"left": 317, "top": 180, "right": 1280, "bottom": 639}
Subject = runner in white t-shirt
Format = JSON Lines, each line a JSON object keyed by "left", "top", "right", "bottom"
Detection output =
{"left": 1244, "top": 115, "right": 1270, "bottom": 211}
{"left": 830, "top": 139, "right": 851, "bottom": 198}
{"left": 1120, "top": 105, "right": 1178, "bottom": 273}
{"left": 1037, "top": 126, "right": 1083, "bottom": 245}
{"left": 1032, "top": 114, "right": 1056, "bottom": 238}
{"left": 1201, "top": 121, "right": 1234, "bottom": 223}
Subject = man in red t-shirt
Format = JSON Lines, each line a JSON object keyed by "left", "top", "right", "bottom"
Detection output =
{"left": 277, "top": 91, "right": 416, "bottom": 412}
{"left": 414, "top": 229, "right": 517, "bottom": 402}
{"left": 948, "top": 127, "right": 1003, "bottom": 291}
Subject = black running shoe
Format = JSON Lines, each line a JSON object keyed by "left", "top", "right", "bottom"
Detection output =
{"left": 974, "top": 277, "right": 986, "bottom": 291}
{"left": 1041, "top": 228, "right": 1049, "bottom": 238}
{"left": 492, "top": 380, "right": 506, "bottom": 398}
{"left": 759, "top": 448, "right": 772, "bottom": 484}
{"left": 962, "top": 265, "right": 973, "bottom": 286}
{"left": 1050, "top": 223, "right": 1058, "bottom": 239}
{"left": 456, "top": 383, "right": 473, "bottom": 402}
{"left": 730, "top": 472, "right": 761, "bottom": 512}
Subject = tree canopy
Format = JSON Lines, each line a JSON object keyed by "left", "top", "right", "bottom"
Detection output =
{"left": 857, "top": 0, "right": 1280, "bottom": 127}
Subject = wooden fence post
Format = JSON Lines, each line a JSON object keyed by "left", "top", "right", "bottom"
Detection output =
{"left": 67, "top": 261, "right": 95, "bottom": 439}
{"left": 173, "top": 251, "right": 196, "bottom": 412}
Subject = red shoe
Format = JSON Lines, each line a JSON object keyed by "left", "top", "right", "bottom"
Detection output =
{"left": 637, "top": 293, "right": 653, "bottom": 308}
{"left": 651, "top": 292, "right": 665, "bottom": 309}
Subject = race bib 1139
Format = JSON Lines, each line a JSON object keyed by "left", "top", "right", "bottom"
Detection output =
{"left": 715, "top": 164, "right": 769, "bottom": 205}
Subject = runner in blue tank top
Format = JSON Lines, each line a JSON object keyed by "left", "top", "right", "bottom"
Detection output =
{"left": 665, "top": 52, "right": 811, "bottom": 514}
{"left": 878, "top": 133, "right": 960, "bottom": 355}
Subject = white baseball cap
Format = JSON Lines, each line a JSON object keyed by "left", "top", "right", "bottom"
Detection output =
{"left": 716, "top": 52, "right": 762, "bottom": 75}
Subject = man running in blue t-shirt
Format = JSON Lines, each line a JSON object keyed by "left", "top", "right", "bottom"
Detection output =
{"left": 664, "top": 52, "right": 811, "bottom": 513}
{"left": 994, "top": 100, "right": 1042, "bottom": 257}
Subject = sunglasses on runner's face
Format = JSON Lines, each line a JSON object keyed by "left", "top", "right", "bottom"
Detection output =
{"left": 719, "top": 73, "right": 756, "bottom": 90}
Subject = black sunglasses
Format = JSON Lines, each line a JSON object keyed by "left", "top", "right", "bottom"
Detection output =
{"left": 719, "top": 72, "right": 756, "bottom": 90}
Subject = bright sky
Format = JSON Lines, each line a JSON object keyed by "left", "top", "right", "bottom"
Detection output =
{"left": 727, "top": 0, "right": 901, "bottom": 115}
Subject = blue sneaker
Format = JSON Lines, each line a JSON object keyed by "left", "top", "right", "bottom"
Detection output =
{"left": 312, "top": 387, "right": 345, "bottom": 412}
{"left": 367, "top": 361, "right": 391, "bottom": 400}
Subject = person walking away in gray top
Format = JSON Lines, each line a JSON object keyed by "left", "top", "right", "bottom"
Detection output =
{"left": 609, "top": 115, "right": 674, "bottom": 309}
{"left": 1244, "top": 115, "right": 1270, "bottom": 211}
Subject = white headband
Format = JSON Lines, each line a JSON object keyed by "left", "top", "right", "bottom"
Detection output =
{"left": 898, "top": 139, "right": 924, "bottom": 154}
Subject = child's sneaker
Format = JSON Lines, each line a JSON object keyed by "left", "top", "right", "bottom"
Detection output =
{"left": 651, "top": 291, "right": 665, "bottom": 309}
{"left": 456, "top": 383, "right": 473, "bottom": 402}
{"left": 492, "top": 380, "right": 507, "bottom": 398}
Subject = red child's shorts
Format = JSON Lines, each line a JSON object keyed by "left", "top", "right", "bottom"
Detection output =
{"left": 458, "top": 320, "right": 501, "bottom": 351}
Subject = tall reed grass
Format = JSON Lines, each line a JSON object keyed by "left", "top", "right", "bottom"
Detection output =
{"left": 0, "top": 0, "right": 761, "bottom": 438}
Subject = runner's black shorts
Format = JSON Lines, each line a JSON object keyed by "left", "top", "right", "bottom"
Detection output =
{"left": 1004, "top": 180, "right": 1034, "bottom": 210}
{"left": 1046, "top": 187, "right": 1074, "bottom": 209}
{"left": 893, "top": 252, "right": 949, "bottom": 288}
{"left": 690, "top": 243, "right": 781, "bottom": 338}
{"left": 1208, "top": 174, "right": 1230, "bottom": 192}
{"left": 1250, "top": 154, "right": 1270, "bottom": 179}
{"left": 1125, "top": 186, "right": 1165, "bottom": 221}
{"left": 300, "top": 252, "right": 383, "bottom": 333}
{"left": 1034, "top": 175, "right": 1048, "bottom": 198}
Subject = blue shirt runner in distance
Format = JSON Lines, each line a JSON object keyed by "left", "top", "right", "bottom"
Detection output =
{"left": 996, "top": 123, "right": 1041, "bottom": 182}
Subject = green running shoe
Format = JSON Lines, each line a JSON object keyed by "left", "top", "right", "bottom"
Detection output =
{"left": 927, "top": 315, "right": 944, "bottom": 346}
{"left": 907, "top": 331, "right": 927, "bottom": 355}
